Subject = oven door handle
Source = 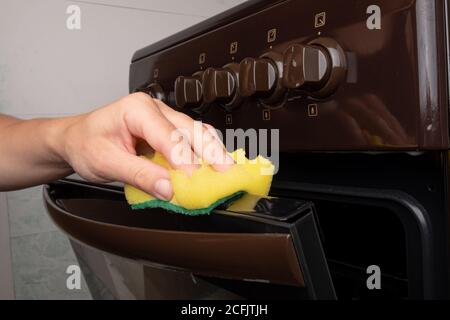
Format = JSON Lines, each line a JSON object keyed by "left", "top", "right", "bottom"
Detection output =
{"left": 43, "top": 182, "right": 336, "bottom": 299}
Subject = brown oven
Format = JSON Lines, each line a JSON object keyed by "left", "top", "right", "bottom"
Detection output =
{"left": 44, "top": 0, "right": 450, "bottom": 299}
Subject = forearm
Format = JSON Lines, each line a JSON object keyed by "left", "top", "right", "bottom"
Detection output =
{"left": 0, "top": 114, "right": 79, "bottom": 191}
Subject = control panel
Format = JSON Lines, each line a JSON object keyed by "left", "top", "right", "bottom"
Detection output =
{"left": 171, "top": 37, "right": 346, "bottom": 113}
{"left": 129, "top": 0, "right": 449, "bottom": 151}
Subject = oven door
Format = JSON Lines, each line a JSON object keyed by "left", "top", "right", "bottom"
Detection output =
{"left": 43, "top": 179, "right": 335, "bottom": 300}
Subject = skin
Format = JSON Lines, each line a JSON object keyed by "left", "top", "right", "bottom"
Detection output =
{"left": 0, "top": 92, "right": 234, "bottom": 200}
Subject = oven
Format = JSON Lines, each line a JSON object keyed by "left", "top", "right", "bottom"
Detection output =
{"left": 44, "top": 0, "right": 450, "bottom": 299}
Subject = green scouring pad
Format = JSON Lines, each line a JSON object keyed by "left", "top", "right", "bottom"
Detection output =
{"left": 130, "top": 191, "right": 245, "bottom": 216}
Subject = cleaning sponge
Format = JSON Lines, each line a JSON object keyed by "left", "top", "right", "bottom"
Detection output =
{"left": 124, "top": 149, "right": 274, "bottom": 215}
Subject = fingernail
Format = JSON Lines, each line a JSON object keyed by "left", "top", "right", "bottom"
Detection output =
{"left": 225, "top": 153, "right": 235, "bottom": 165}
{"left": 211, "top": 150, "right": 234, "bottom": 172}
{"left": 154, "top": 179, "right": 173, "bottom": 201}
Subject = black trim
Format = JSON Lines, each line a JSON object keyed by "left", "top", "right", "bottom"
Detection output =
{"left": 271, "top": 181, "right": 433, "bottom": 299}
{"left": 445, "top": 0, "right": 450, "bottom": 140}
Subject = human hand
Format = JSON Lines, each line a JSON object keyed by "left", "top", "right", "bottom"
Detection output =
{"left": 56, "top": 93, "right": 234, "bottom": 200}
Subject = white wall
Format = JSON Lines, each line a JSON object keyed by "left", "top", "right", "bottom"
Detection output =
{"left": 0, "top": 0, "right": 246, "bottom": 118}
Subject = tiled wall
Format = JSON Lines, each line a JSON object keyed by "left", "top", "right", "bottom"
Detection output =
{"left": 0, "top": 0, "right": 247, "bottom": 299}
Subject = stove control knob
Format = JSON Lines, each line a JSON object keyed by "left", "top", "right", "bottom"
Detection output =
{"left": 202, "top": 67, "right": 236, "bottom": 104}
{"left": 142, "top": 83, "right": 166, "bottom": 103}
{"left": 283, "top": 44, "right": 330, "bottom": 89}
{"left": 283, "top": 38, "right": 347, "bottom": 98}
{"left": 174, "top": 74, "right": 203, "bottom": 108}
{"left": 238, "top": 57, "right": 277, "bottom": 98}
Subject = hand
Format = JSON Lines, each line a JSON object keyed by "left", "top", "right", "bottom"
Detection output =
{"left": 58, "top": 93, "right": 234, "bottom": 200}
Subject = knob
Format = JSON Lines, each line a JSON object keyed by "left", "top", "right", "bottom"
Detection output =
{"left": 283, "top": 44, "right": 330, "bottom": 89}
{"left": 283, "top": 38, "right": 347, "bottom": 98}
{"left": 174, "top": 74, "right": 203, "bottom": 108}
{"left": 142, "top": 83, "right": 166, "bottom": 102}
{"left": 202, "top": 67, "right": 236, "bottom": 104}
{"left": 239, "top": 57, "right": 277, "bottom": 98}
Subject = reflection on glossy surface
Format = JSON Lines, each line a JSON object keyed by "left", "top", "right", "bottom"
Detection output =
{"left": 72, "top": 240, "right": 242, "bottom": 300}
{"left": 334, "top": 94, "right": 413, "bottom": 147}
{"left": 225, "top": 194, "right": 311, "bottom": 222}
{"left": 226, "top": 194, "right": 263, "bottom": 212}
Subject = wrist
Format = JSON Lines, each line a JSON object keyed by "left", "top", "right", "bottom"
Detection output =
{"left": 44, "top": 114, "right": 84, "bottom": 167}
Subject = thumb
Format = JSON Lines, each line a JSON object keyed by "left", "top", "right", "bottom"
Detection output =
{"left": 110, "top": 151, "right": 173, "bottom": 201}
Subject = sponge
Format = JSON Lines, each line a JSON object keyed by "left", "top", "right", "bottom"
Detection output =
{"left": 124, "top": 149, "right": 274, "bottom": 215}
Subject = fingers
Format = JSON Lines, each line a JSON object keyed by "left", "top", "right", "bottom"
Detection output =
{"left": 108, "top": 149, "right": 173, "bottom": 201}
{"left": 198, "top": 123, "right": 235, "bottom": 172}
{"left": 364, "top": 94, "right": 409, "bottom": 142}
{"left": 123, "top": 94, "right": 199, "bottom": 175}
{"left": 155, "top": 100, "right": 234, "bottom": 172}
{"left": 344, "top": 97, "right": 406, "bottom": 145}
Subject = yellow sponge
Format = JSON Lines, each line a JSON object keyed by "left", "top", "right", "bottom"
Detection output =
{"left": 124, "top": 149, "right": 274, "bottom": 215}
